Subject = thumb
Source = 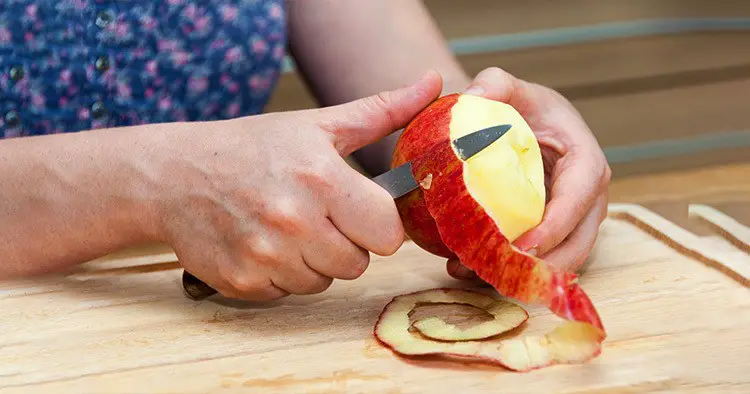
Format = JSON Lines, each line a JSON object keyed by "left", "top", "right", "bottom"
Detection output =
{"left": 463, "top": 67, "right": 517, "bottom": 103}
{"left": 320, "top": 70, "right": 443, "bottom": 157}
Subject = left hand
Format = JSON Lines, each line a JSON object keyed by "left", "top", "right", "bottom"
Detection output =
{"left": 446, "top": 67, "right": 611, "bottom": 281}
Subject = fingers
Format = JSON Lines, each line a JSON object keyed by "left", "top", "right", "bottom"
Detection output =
{"left": 445, "top": 192, "right": 607, "bottom": 282}
{"left": 446, "top": 257, "right": 479, "bottom": 281}
{"left": 513, "top": 151, "right": 608, "bottom": 256}
{"left": 320, "top": 69, "right": 443, "bottom": 157}
{"left": 301, "top": 217, "right": 371, "bottom": 280}
{"left": 462, "top": 67, "right": 518, "bottom": 103}
{"left": 269, "top": 258, "right": 335, "bottom": 296}
{"left": 326, "top": 163, "right": 405, "bottom": 256}
{"left": 231, "top": 231, "right": 336, "bottom": 297}
{"left": 184, "top": 206, "right": 377, "bottom": 301}
{"left": 223, "top": 277, "right": 291, "bottom": 302}
{"left": 229, "top": 212, "right": 374, "bottom": 298}
{"left": 170, "top": 231, "right": 244, "bottom": 299}
{"left": 541, "top": 193, "right": 608, "bottom": 272}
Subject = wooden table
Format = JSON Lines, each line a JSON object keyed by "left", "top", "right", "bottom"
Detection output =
{"left": 1, "top": 164, "right": 748, "bottom": 393}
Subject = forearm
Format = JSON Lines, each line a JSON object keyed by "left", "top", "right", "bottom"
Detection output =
{"left": 0, "top": 125, "right": 171, "bottom": 278}
{"left": 286, "top": 0, "right": 471, "bottom": 175}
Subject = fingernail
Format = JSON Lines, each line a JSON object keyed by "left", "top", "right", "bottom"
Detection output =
{"left": 515, "top": 243, "right": 538, "bottom": 256}
{"left": 463, "top": 85, "right": 484, "bottom": 96}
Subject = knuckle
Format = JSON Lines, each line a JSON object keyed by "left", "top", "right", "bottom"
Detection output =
{"left": 261, "top": 198, "right": 307, "bottom": 236}
{"left": 295, "top": 159, "right": 336, "bottom": 194}
{"left": 235, "top": 233, "right": 269, "bottom": 259}
{"left": 371, "top": 91, "right": 392, "bottom": 113}
{"left": 602, "top": 163, "right": 613, "bottom": 184}
{"left": 227, "top": 272, "right": 259, "bottom": 295}
{"left": 476, "top": 67, "right": 515, "bottom": 87}
{"left": 360, "top": 91, "right": 395, "bottom": 127}
{"left": 248, "top": 240, "right": 281, "bottom": 266}
{"left": 481, "top": 66, "right": 507, "bottom": 76}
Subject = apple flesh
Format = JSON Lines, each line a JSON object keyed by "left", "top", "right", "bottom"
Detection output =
{"left": 405, "top": 288, "right": 529, "bottom": 341}
{"left": 384, "top": 94, "right": 606, "bottom": 369}
{"left": 392, "top": 93, "right": 547, "bottom": 256}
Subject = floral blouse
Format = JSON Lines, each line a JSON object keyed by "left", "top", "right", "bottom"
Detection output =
{"left": 0, "top": 0, "right": 287, "bottom": 138}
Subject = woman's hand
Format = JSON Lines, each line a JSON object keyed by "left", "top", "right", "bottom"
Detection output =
{"left": 150, "top": 71, "right": 443, "bottom": 300}
{"left": 447, "top": 68, "right": 611, "bottom": 281}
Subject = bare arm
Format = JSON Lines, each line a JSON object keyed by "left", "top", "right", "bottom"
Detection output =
{"left": 0, "top": 77, "right": 444, "bottom": 298}
{"left": 0, "top": 126, "right": 170, "bottom": 278}
{"left": 286, "top": 0, "right": 470, "bottom": 175}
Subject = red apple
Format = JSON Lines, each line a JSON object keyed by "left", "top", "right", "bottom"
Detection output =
{"left": 392, "top": 93, "right": 548, "bottom": 258}
{"left": 381, "top": 94, "right": 606, "bottom": 370}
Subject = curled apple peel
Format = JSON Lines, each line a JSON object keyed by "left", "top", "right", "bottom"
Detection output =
{"left": 406, "top": 288, "right": 528, "bottom": 341}
{"left": 384, "top": 94, "right": 606, "bottom": 371}
{"left": 374, "top": 288, "right": 603, "bottom": 372}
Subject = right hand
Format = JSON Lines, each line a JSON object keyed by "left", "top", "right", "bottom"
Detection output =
{"left": 147, "top": 70, "right": 443, "bottom": 301}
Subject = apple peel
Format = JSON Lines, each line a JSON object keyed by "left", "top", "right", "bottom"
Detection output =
{"left": 387, "top": 94, "right": 607, "bottom": 371}
{"left": 406, "top": 288, "right": 528, "bottom": 341}
{"left": 374, "top": 288, "right": 603, "bottom": 372}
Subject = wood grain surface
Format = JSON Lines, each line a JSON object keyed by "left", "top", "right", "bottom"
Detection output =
{"left": 1, "top": 176, "right": 748, "bottom": 393}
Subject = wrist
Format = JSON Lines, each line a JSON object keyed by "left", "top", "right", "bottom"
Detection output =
{"left": 129, "top": 118, "right": 239, "bottom": 242}
{"left": 0, "top": 125, "right": 181, "bottom": 276}
{"left": 66, "top": 126, "right": 167, "bottom": 247}
{"left": 47, "top": 122, "right": 188, "bottom": 248}
{"left": 101, "top": 121, "right": 197, "bottom": 244}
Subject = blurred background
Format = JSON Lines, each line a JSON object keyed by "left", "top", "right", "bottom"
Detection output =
{"left": 267, "top": 0, "right": 750, "bottom": 182}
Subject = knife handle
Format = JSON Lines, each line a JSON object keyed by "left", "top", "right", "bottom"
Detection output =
{"left": 181, "top": 270, "right": 218, "bottom": 300}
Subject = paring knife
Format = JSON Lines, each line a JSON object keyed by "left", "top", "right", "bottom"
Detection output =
{"left": 181, "top": 124, "right": 513, "bottom": 300}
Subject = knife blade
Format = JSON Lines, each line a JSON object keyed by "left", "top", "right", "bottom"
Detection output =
{"left": 181, "top": 123, "right": 512, "bottom": 300}
{"left": 372, "top": 124, "right": 512, "bottom": 199}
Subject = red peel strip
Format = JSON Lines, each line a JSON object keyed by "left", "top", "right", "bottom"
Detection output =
{"left": 405, "top": 142, "right": 606, "bottom": 367}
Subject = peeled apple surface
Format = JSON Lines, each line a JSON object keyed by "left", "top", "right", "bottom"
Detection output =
{"left": 391, "top": 94, "right": 546, "bottom": 256}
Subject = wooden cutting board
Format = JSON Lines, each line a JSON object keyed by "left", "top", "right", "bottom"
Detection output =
{"left": 0, "top": 203, "right": 748, "bottom": 393}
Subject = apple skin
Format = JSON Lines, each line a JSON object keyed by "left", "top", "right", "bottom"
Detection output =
{"left": 391, "top": 93, "right": 605, "bottom": 333}
{"left": 373, "top": 288, "right": 603, "bottom": 372}
{"left": 392, "top": 94, "right": 459, "bottom": 259}
{"left": 394, "top": 188, "right": 455, "bottom": 258}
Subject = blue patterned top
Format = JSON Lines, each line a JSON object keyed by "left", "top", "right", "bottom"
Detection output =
{"left": 0, "top": 0, "right": 287, "bottom": 138}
